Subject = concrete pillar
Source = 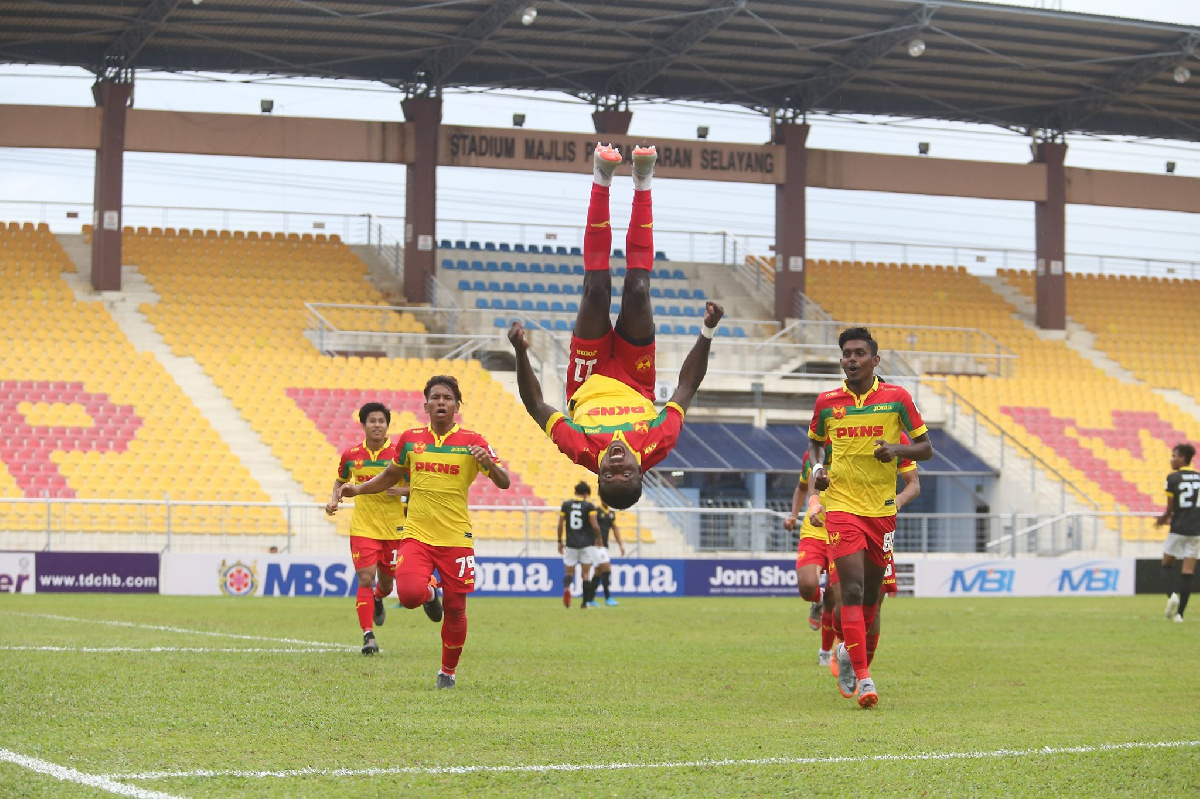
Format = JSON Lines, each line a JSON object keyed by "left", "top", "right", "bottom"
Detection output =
{"left": 91, "top": 80, "right": 133, "bottom": 292}
{"left": 773, "top": 122, "right": 809, "bottom": 323}
{"left": 592, "top": 110, "right": 632, "bottom": 135}
{"left": 1033, "top": 141, "right": 1067, "bottom": 330}
{"left": 401, "top": 96, "right": 442, "bottom": 304}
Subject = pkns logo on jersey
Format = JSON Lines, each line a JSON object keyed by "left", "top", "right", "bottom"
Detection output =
{"left": 836, "top": 425, "right": 885, "bottom": 439}
{"left": 415, "top": 461, "right": 460, "bottom": 475}
{"left": 1056, "top": 562, "right": 1120, "bottom": 594}
{"left": 948, "top": 562, "right": 1015, "bottom": 594}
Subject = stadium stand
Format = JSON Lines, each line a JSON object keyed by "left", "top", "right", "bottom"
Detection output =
{"left": 0, "top": 222, "right": 281, "bottom": 535}
{"left": 807, "top": 259, "right": 1200, "bottom": 540}
{"left": 126, "top": 228, "right": 640, "bottom": 542}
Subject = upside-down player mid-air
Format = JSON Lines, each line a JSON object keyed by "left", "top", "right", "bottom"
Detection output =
{"left": 508, "top": 143, "right": 723, "bottom": 509}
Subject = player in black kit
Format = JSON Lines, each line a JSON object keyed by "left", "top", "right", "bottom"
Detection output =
{"left": 588, "top": 500, "right": 627, "bottom": 606}
{"left": 558, "top": 481, "right": 602, "bottom": 609}
{"left": 1156, "top": 443, "right": 1200, "bottom": 622}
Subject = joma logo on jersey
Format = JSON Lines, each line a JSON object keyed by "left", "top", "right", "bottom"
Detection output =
{"left": 415, "top": 461, "right": 460, "bottom": 474}
{"left": 836, "top": 425, "right": 885, "bottom": 438}
{"left": 587, "top": 405, "right": 648, "bottom": 416}
{"left": 643, "top": 442, "right": 658, "bottom": 455}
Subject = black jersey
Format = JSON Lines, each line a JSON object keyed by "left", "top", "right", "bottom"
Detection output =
{"left": 1166, "top": 468, "right": 1200, "bottom": 536}
{"left": 560, "top": 499, "right": 597, "bottom": 549}
{"left": 596, "top": 505, "right": 617, "bottom": 548}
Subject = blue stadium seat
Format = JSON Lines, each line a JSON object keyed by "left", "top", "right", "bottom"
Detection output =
{"left": 566, "top": 301, "right": 579, "bottom": 313}
{"left": 673, "top": 324, "right": 689, "bottom": 335}
{"left": 520, "top": 300, "right": 534, "bottom": 311}
{"left": 554, "top": 319, "right": 571, "bottom": 331}
{"left": 717, "top": 326, "right": 731, "bottom": 337}
{"left": 514, "top": 244, "right": 526, "bottom": 253}
{"left": 485, "top": 242, "right": 497, "bottom": 251}
{"left": 657, "top": 323, "right": 671, "bottom": 335}
{"left": 672, "top": 269, "right": 686, "bottom": 280}
{"left": 456, "top": 259, "right": 469, "bottom": 270}
{"left": 532, "top": 283, "right": 546, "bottom": 294}
{"left": 540, "top": 319, "right": 554, "bottom": 330}
{"left": 490, "top": 298, "right": 504, "bottom": 310}
{"left": 494, "top": 317, "right": 509, "bottom": 328}
{"left": 550, "top": 301, "right": 565, "bottom": 312}
{"left": 663, "top": 287, "right": 677, "bottom": 299}
{"left": 733, "top": 326, "right": 747, "bottom": 338}
{"left": 559, "top": 284, "right": 575, "bottom": 295}
{"left": 499, "top": 242, "right": 511, "bottom": 252}
{"left": 455, "top": 240, "right": 467, "bottom": 249}
{"left": 570, "top": 246, "right": 582, "bottom": 256}
{"left": 487, "top": 281, "right": 502, "bottom": 292}
{"left": 556, "top": 245, "right": 568, "bottom": 255}
{"left": 653, "top": 304, "right": 667, "bottom": 315}
{"left": 655, "top": 250, "right": 668, "bottom": 261}
{"left": 547, "top": 283, "right": 561, "bottom": 294}
{"left": 485, "top": 261, "right": 500, "bottom": 272}
{"left": 529, "top": 262, "right": 543, "bottom": 273}
{"left": 613, "top": 248, "right": 625, "bottom": 259}
{"left": 470, "top": 260, "right": 484, "bottom": 271}
{"left": 650, "top": 287, "right": 663, "bottom": 298}
{"left": 515, "top": 261, "right": 528, "bottom": 273}
{"left": 458, "top": 279, "right": 471, "bottom": 291}
{"left": 504, "top": 299, "right": 519, "bottom": 310}
{"left": 536, "top": 300, "right": 550, "bottom": 312}
{"left": 440, "top": 239, "right": 453, "bottom": 249}
{"left": 469, "top": 241, "right": 482, "bottom": 250}
{"left": 500, "top": 261, "right": 515, "bottom": 272}
{"left": 472, "top": 280, "right": 486, "bottom": 291}
{"left": 572, "top": 264, "right": 585, "bottom": 276}
{"left": 502, "top": 282, "right": 516, "bottom": 292}
{"left": 517, "top": 282, "right": 532, "bottom": 293}
{"left": 612, "top": 303, "right": 621, "bottom": 315}
{"left": 688, "top": 325, "right": 701, "bottom": 336}
{"left": 441, "top": 258, "right": 455, "bottom": 270}
{"left": 693, "top": 288, "right": 707, "bottom": 299}
{"left": 666, "top": 305, "right": 682, "bottom": 317}
{"left": 683, "top": 306, "right": 699, "bottom": 317}
{"left": 614, "top": 266, "right": 627, "bottom": 278}
{"left": 543, "top": 245, "right": 555, "bottom": 254}
{"left": 475, "top": 298, "right": 488, "bottom": 309}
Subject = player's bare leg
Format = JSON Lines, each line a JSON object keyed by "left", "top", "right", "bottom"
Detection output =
{"left": 616, "top": 145, "right": 657, "bottom": 341}
{"left": 576, "top": 144, "right": 621, "bottom": 340}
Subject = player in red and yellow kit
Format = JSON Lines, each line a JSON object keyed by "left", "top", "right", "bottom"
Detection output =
{"left": 336, "top": 376, "right": 511, "bottom": 688}
{"left": 325, "top": 402, "right": 407, "bottom": 656}
{"left": 508, "top": 143, "right": 724, "bottom": 510}
{"left": 785, "top": 446, "right": 838, "bottom": 666}
{"left": 805, "top": 327, "right": 932, "bottom": 708}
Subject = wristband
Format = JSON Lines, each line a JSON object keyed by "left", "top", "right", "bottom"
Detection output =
{"left": 701, "top": 323, "right": 717, "bottom": 339}
{"left": 811, "top": 464, "right": 826, "bottom": 479}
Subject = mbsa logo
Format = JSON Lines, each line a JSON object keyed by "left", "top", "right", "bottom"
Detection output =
{"left": 1056, "top": 562, "right": 1119, "bottom": 593}
{"left": 262, "top": 562, "right": 355, "bottom": 597}
{"left": 948, "top": 562, "right": 1015, "bottom": 594}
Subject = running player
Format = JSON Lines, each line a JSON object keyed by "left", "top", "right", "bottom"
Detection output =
{"left": 508, "top": 143, "right": 724, "bottom": 510}
{"left": 1156, "top": 442, "right": 1199, "bottom": 622}
{"left": 559, "top": 481, "right": 602, "bottom": 609}
{"left": 336, "top": 375, "right": 511, "bottom": 688}
{"left": 784, "top": 446, "right": 836, "bottom": 665}
{"left": 590, "top": 497, "right": 626, "bottom": 606}
{"left": 805, "top": 327, "right": 932, "bottom": 708}
{"left": 325, "top": 401, "right": 407, "bottom": 656}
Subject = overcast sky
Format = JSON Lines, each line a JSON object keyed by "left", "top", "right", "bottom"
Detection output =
{"left": 0, "top": 0, "right": 1197, "bottom": 270}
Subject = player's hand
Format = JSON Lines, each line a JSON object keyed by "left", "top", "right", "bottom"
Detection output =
{"left": 337, "top": 482, "right": 357, "bottom": 501}
{"left": 806, "top": 496, "right": 826, "bottom": 528}
{"left": 783, "top": 515, "right": 797, "bottom": 532}
{"left": 1155, "top": 515, "right": 1168, "bottom": 527}
{"left": 468, "top": 444, "right": 495, "bottom": 470}
{"left": 619, "top": 545, "right": 626, "bottom": 556}
{"left": 873, "top": 439, "right": 897, "bottom": 463}
{"left": 812, "top": 465, "right": 830, "bottom": 491}
{"left": 324, "top": 500, "right": 339, "bottom": 516}
{"left": 385, "top": 485, "right": 408, "bottom": 497}
{"left": 703, "top": 301, "right": 724, "bottom": 328}
{"left": 557, "top": 542, "right": 564, "bottom": 554}
{"left": 507, "top": 322, "right": 529, "bottom": 353}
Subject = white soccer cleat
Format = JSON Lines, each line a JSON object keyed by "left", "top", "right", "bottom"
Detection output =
{"left": 631, "top": 145, "right": 656, "bottom": 191}
{"left": 817, "top": 649, "right": 832, "bottom": 668}
{"left": 1166, "top": 593, "right": 1180, "bottom": 619}
{"left": 1174, "top": 613, "right": 1184, "bottom": 623}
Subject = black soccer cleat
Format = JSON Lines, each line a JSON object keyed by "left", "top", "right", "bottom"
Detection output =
{"left": 373, "top": 596, "right": 386, "bottom": 627}
{"left": 424, "top": 591, "right": 443, "bottom": 623}
{"left": 361, "top": 631, "right": 379, "bottom": 656}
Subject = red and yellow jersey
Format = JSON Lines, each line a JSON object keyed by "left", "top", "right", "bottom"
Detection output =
{"left": 808, "top": 377, "right": 926, "bottom": 518}
{"left": 337, "top": 439, "right": 406, "bottom": 541}
{"left": 797, "top": 448, "right": 829, "bottom": 544}
{"left": 545, "top": 374, "right": 682, "bottom": 473}
{"left": 392, "top": 423, "right": 500, "bottom": 548}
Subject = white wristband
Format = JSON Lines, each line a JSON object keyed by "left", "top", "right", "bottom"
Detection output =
{"left": 701, "top": 324, "right": 717, "bottom": 339}
{"left": 811, "top": 464, "right": 826, "bottom": 479}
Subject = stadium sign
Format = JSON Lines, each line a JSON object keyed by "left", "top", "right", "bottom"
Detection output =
{"left": 162, "top": 553, "right": 358, "bottom": 597}
{"left": 36, "top": 552, "right": 158, "bottom": 594}
{"left": 475, "top": 557, "right": 684, "bottom": 598}
{"left": 685, "top": 559, "right": 798, "bottom": 597}
{"left": 0, "top": 552, "right": 35, "bottom": 594}
{"left": 917, "top": 557, "right": 1133, "bottom": 597}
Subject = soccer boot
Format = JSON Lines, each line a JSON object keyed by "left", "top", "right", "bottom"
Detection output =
{"left": 835, "top": 643, "right": 857, "bottom": 698}
{"left": 423, "top": 587, "right": 443, "bottom": 623}
{"left": 808, "top": 601, "right": 822, "bottom": 631}
{"left": 563, "top": 587, "right": 571, "bottom": 608}
{"left": 373, "top": 596, "right": 386, "bottom": 627}
{"left": 605, "top": 597, "right": 619, "bottom": 606}
{"left": 856, "top": 677, "right": 879, "bottom": 709}
{"left": 594, "top": 143, "right": 622, "bottom": 185}
{"left": 436, "top": 672, "right": 456, "bottom": 689}
{"left": 1174, "top": 613, "right": 1185, "bottom": 623}
{"left": 817, "top": 649, "right": 832, "bottom": 668}
{"left": 631, "top": 145, "right": 656, "bottom": 191}
{"left": 361, "top": 631, "right": 379, "bottom": 656}
{"left": 1166, "top": 592, "right": 1180, "bottom": 619}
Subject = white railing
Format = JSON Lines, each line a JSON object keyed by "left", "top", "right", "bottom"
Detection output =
{"left": 0, "top": 498, "right": 1155, "bottom": 558}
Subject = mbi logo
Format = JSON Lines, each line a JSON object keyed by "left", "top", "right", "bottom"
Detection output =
{"left": 948, "top": 562, "right": 1015, "bottom": 594}
{"left": 1056, "top": 562, "right": 1120, "bottom": 593}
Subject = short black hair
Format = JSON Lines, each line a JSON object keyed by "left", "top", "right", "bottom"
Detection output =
{"left": 838, "top": 326, "right": 878, "bottom": 357}
{"left": 358, "top": 402, "right": 391, "bottom": 426}
{"left": 1175, "top": 443, "right": 1195, "bottom": 464}
{"left": 424, "top": 374, "right": 463, "bottom": 403}
{"left": 599, "top": 479, "right": 642, "bottom": 510}
{"left": 575, "top": 481, "right": 591, "bottom": 496}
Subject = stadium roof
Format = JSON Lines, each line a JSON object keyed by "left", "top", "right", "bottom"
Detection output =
{"left": 2, "top": 1, "right": 1199, "bottom": 141}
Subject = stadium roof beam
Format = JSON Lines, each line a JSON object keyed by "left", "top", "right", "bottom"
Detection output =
{"left": 1042, "top": 32, "right": 1200, "bottom": 135}
{"left": 781, "top": 3, "right": 938, "bottom": 115}
{"left": 406, "top": 0, "right": 530, "bottom": 96}
{"left": 95, "top": 0, "right": 186, "bottom": 82}
{"left": 594, "top": 0, "right": 748, "bottom": 107}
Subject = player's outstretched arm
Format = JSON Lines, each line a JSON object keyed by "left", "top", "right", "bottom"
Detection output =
{"left": 783, "top": 477, "right": 808, "bottom": 531}
{"left": 668, "top": 301, "right": 724, "bottom": 411}
{"left": 340, "top": 462, "right": 404, "bottom": 500}
{"left": 508, "top": 322, "right": 559, "bottom": 428}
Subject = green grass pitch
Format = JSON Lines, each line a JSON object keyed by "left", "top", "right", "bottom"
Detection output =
{"left": 1, "top": 594, "right": 1198, "bottom": 797}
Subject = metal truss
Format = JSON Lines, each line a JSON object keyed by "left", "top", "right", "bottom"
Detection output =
{"left": 406, "top": 0, "right": 530, "bottom": 96}
{"left": 96, "top": 0, "right": 186, "bottom": 81}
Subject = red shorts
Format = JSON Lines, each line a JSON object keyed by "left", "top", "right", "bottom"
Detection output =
{"left": 350, "top": 536, "right": 400, "bottom": 577}
{"left": 794, "top": 536, "right": 829, "bottom": 572}
{"left": 567, "top": 328, "right": 656, "bottom": 402}
{"left": 825, "top": 511, "right": 896, "bottom": 569}
{"left": 828, "top": 559, "right": 839, "bottom": 586}
{"left": 881, "top": 550, "right": 897, "bottom": 596}
{"left": 396, "top": 538, "right": 477, "bottom": 594}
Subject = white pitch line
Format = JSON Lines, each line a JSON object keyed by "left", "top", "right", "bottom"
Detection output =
{"left": 106, "top": 739, "right": 1200, "bottom": 781}
{"left": 0, "top": 646, "right": 349, "bottom": 654}
{"left": 0, "top": 748, "right": 184, "bottom": 799}
{"left": 2, "top": 611, "right": 357, "bottom": 650}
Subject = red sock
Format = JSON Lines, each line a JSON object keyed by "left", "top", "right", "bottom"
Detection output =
{"left": 625, "top": 189, "right": 653, "bottom": 271}
{"left": 440, "top": 591, "right": 468, "bottom": 675}
{"left": 841, "top": 604, "right": 870, "bottom": 680}
{"left": 863, "top": 603, "right": 878, "bottom": 634}
{"left": 373, "top": 583, "right": 387, "bottom": 601}
{"left": 820, "top": 609, "right": 836, "bottom": 651}
{"left": 832, "top": 608, "right": 843, "bottom": 642}
{"left": 584, "top": 184, "right": 612, "bottom": 271}
{"left": 863, "top": 602, "right": 880, "bottom": 664}
{"left": 355, "top": 585, "right": 373, "bottom": 632}
{"left": 866, "top": 631, "right": 880, "bottom": 666}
